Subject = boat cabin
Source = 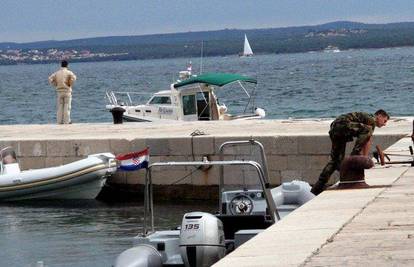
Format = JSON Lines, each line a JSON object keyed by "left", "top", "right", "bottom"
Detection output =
{"left": 106, "top": 72, "right": 264, "bottom": 122}
{"left": 123, "top": 84, "right": 223, "bottom": 122}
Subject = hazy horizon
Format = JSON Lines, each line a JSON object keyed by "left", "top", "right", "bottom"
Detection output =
{"left": 3, "top": 19, "right": 414, "bottom": 45}
{"left": 2, "top": 0, "right": 414, "bottom": 43}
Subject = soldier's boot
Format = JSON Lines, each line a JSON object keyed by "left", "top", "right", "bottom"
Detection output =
{"left": 310, "top": 180, "right": 326, "bottom": 196}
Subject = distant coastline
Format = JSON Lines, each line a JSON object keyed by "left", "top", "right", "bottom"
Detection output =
{"left": 2, "top": 20, "right": 414, "bottom": 65}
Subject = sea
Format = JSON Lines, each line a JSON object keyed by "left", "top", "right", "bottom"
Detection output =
{"left": 1, "top": 46, "right": 414, "bottom": 125}
{"left": 0, "top": 200, "right": 215, "bottom": 266}
{"left": 0, "top": 47, "right": 414, "bottom": 266}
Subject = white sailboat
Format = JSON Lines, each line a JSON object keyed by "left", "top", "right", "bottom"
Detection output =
{"left": 241, "top": 34, "right": 253, "bottom": 57}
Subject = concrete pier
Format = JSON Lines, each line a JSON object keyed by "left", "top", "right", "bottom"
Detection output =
{"left": 1, "top": 118, "right": 413, "bottom": 265}
{"left": 214, "top": 136, "right": 414, "bottom": 266}
{"left": 0, "top": 118, "right": 411, "bottom": 200}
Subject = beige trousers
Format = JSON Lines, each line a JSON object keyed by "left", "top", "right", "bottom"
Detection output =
{"left": 56, "top": 91, "right": 72, "bottom": 124}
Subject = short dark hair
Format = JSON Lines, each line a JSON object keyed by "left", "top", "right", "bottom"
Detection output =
{"left": 375, "top": 109, "right": 389, "bottom": 119}
{"left": 61, "top": 60, "right": 68, "bottom": 67}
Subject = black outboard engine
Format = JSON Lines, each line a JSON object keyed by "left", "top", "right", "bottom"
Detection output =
{"left": 180, "top": 212, "right": 225, "bottom": 267}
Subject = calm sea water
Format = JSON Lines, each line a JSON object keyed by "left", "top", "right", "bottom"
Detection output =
{"left": 0, "top": 200, "right": 215, "bottom": 266}
{"left": 1, "top": 47, "right": 414, "bottom": 266}
{"left": 1, "top": 47, "right": 414, "bottom": 125}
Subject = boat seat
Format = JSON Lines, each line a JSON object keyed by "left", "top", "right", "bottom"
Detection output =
{"left": 277, "top": 204, "right": 300, "bottom": 211}
{"left": 1, "top": 148, "right": 17, "bottom": 164}
{"left": 2, "top": 155, "right": 17, "bottom": 164}
{"left": 2, "top": 163, "right": 21, "bottom": 174}
{"left": 216, "top": 214, "right": 273, "bottom": 240}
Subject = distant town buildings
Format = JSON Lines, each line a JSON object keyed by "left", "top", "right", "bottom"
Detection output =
{"left": 0, "top": 48, "right": 127, "bottom": 64}
{"left": 305, "top": 28, "right": 368, "bottom": 38}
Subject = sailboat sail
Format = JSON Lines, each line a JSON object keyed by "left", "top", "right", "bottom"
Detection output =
{"left": 243, "top": 34, "right": 253, "bottom": 56}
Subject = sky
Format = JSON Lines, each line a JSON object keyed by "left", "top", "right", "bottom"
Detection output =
{"left": 1, "top": 0, "right": 414, "bottom": 43}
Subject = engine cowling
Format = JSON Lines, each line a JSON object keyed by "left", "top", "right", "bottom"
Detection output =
{"left": 180, "top": 212, "right": 225, "bottom": 267}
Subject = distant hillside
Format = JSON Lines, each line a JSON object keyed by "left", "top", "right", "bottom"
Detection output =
{"left": 2, "top": 21, "right": 414, "bottom": 64}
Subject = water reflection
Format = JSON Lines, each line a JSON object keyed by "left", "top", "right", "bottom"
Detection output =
{"left": 0, "top": 200, "right": 215, "bottom": 267}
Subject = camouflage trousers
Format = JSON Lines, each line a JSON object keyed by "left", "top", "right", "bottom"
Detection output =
{"left": 311, "top": 121, "right": 373, "bottom": 195}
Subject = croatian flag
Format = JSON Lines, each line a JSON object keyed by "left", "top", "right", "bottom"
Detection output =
{"left": 115, "top": 148, "right": 149, "bottom": 171}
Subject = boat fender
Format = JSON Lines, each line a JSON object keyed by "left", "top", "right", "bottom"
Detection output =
{"left": 283, "top": 180, "right": 314, "bottom": 205}
{"left": 219, "top": 104, "right": 227, "bottom": 113}
{"left": 271, "top": 180, "right": 314, "bottom": 206}
{"left": 255, "top": 108, "right": 266, "bottom": 118}
{"left": 114, "top": 244, "right": 163, "bottom": 267}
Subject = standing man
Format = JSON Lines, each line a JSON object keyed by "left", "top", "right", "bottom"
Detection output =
{"left": 311, "top": 110, "right": 389, "bottom": 195}
{"left": 48, "top": 60, "right": 77, "bottom": 124}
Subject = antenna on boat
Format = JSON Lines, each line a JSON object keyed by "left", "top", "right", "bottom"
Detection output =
{"left": 199, "top": 41, "right": 204, "bottom": 74}
{"left": 187, "top": 61, "right": 192, "bottom": 75}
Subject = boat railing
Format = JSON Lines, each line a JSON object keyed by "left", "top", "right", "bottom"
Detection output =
{"left": 105, "top": 90, "right": 150, "bottom": 106}
{"left": 218, "top": 140, "right": 271, "bottom": 214}
{"left": 143, "top": 159, "right": 279, "bottom": 236}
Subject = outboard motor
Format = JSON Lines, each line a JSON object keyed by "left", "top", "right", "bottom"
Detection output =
{"left": 180, "top": 212, "right": 225, "bottom": 267}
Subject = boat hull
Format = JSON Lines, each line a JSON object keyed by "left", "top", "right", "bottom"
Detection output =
{"left": 121, "top": 110, "right": 264, "bottom": 122}
{"left": 122, "top": 114, "right": 152, "bottom": 122}
{"left": 0, "top": 153, "right": 117, "bottom": 201}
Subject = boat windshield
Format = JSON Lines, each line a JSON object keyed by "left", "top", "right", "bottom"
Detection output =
{"left": 149, "top": 96, "right": 171, "bottom": 105}
{"left": 219, "top": 141, "right": 267, "bottom": 192}
{"left": 1, "top": 147, "right": 17, "bottom": 165}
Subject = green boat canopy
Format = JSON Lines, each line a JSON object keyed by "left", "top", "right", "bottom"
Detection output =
{"left": 173, "top": 73, "right": 257, "bottom": 88}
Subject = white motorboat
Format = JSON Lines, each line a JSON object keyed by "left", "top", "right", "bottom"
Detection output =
{"left": 240, "top": 34, "right": 254, "bottom": 57}
{"left": 114, "top": 140, "right": 314, "bottom": 267}
{"left": 324, "top": 45, "right": 341, "bottom": 53}
{"left": 0, "top": 147, "right": 117, "bottom": 201}
{"left": 105, "top": 67, "right": 265, "bottom": 122}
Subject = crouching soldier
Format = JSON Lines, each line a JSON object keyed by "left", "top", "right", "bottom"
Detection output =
{"left": 311, "top": 109, "right": 389, "bottom": 195}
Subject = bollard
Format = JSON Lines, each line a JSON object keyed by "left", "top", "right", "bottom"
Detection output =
{"left": 110, "top": 107, "right": 125, "bottom": 124}
{"left": 336, "top": 155, "right": 374, "bottom": 189}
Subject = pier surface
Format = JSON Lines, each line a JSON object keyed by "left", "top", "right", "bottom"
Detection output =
{"left": 1, "top": 118, "right": 413, "bottom": 264}
{"left": 214, "top": 136, "right": 414, "bottom": 266}
{"left": 0, "top": 118, "right": 412, "bottom": 198}
{"left": 0, "top": 118, "right": 411, "bottom": 140}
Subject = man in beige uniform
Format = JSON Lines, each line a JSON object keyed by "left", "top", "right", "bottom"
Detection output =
{"left": 48, "top": 60, "right": 77, "bottom": 124}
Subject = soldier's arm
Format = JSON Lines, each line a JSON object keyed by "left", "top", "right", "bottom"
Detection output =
{"left": 68, "top": 72, "right": 77, "bottom": 87}
{"left": 48, "top": 73, "right": 57, "bottom": 87}
{"left": 71, "top": 72, "right": 77, "bottom": 82}
{"left": 65, "top": 72, "right": 77, "bottom": 87}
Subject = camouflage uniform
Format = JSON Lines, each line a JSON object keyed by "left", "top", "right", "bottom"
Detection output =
{"left": 311, "top": 112, "right": 376, "bottom": 195}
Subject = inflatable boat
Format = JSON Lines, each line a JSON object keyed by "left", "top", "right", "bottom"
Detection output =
{"left": 114, "top": 140, "right": 314, "bottom": 267}
{"left": 0, "top": 147, "right": 117, "bottom": 201}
